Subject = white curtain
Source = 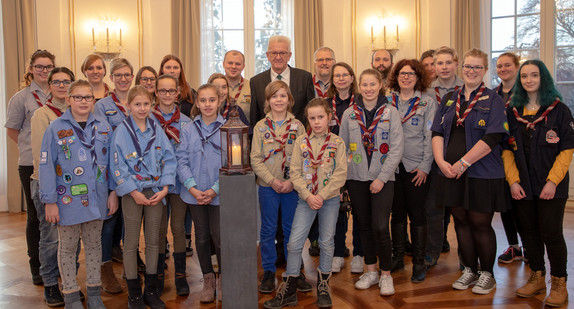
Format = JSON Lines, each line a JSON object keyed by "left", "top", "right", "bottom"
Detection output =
{"left": 200, "top": 0, "right": 216, "bottom": 84}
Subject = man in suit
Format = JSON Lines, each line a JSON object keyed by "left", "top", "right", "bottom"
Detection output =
{"left": 250, "top": 35, "right": 315, "bottom": 126}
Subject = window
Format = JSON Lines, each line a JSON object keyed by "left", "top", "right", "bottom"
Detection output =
{"left": 555, "top": 0, "right": 574, "bottom": 111}
{"left": 201, "top": 0, "right": 293, "bottom": 83}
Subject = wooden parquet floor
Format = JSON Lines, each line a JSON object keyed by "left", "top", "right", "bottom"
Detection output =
{"left": 1, "top": 210, "right": 573, "bottom": 308}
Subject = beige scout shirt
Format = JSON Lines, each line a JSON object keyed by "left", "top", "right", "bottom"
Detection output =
{"left": 290, "top": 131, "right": 347, "bottom": 201}
{"left": 31, "top": 100, "right": 68, "bottom": 180}
{"left": 229, "top": 78, "right": 252, "bottom": 122}
{"left": 251, "top": 112, "right": 305, "bottom": 186}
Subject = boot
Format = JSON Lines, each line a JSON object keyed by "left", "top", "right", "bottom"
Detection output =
{"left": 317, "top": 270, "right": 332, "bottom": 308}
{"left": 173, "top": 252, "right": 190, "bottom": 296}
{"left": 101, "top": 261, "right": 122, "bottom": 294}
{"left": 63, "top": 291, "right": 83, "bottom": 309}
{"left": 390, "top": 222, "right": 405, "bottom": 272}
{"left": 126, "top": 278, "right": 145, "bottom": 309}
{"left": 136, "top": 251, "right": 146, "bottom": 275}
{"left": 86, "top": 286, "right": 105, "bottom": 309}
{"left": 545, "top": 276, "right": 568, "bottom": 307}
{"left": 411, "top": 225, "right": 427, "bottom": 283}
{"left": 296, "top": 272, "right": 312, "bottom": 292}
{"left": 516, "top": 270, "right": 546, "bottom": 297}
{"left": 263, "top": 275, "right": 298, "bottom": 309}
{"left": 156, "top": 253, "right": 166, "bottom": 295}
{"left": 143, "top": 274, "right": 165, "bottom": 309}
{"left": 404, "top": 224, "right": 413, "bottom": 256}
{"left": 200, "top": 272, "right": 216, "bottom": 303}
{"left": 44, "top": 284, "right": 65, "bottom": 307}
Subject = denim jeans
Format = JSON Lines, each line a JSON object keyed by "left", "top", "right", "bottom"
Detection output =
{"left": 101, "top": 209, "right": 119, "bottom": 263}
{"left": 286, "top": 196, "right": 340, "bottom": 275}
{"left": 259, "top": 186, "right": 298, "bottom": 272}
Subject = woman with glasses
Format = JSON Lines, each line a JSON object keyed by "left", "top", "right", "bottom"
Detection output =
{"left": 159, "top": 55, "right": 197, "bottom": 118}
{"left": 387, "top": 59, "right": 437, "bottom": 282}
{"left": 5, "top": 49, "right": 55, "bottom": 291}
{"left": 135, "top": 66, "right": 158, "bottom": 106}
{"left": 431, "top": 48, "right": 509, "bottom": 295}
{"left": 81, "top": 54, "right": 110, "bottom": 101}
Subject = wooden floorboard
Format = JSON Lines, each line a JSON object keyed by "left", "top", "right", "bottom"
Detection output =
{"left": 0, "top": 211, "right": 573, "bottom": 308}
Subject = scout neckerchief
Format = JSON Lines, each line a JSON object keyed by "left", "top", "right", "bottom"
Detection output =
{"left": 221, "top": 100, "right": 231, "bottom": 119}
{"left": 262, "top": 117, "right": 292, "bottom": 171}
{"left": 152, "top": 105, "right": 181, "bottom": 144}
{"left": 313, "top": 75, "right": 329, "bottom": 98}
{"left": 45, "top": 96, "right": 63, "bottom": 117}
{"left": 71, "top": 120, "right": 97, "bottom": 169}
{"left": 435, "top": 85, "right": 460, "bottom": 104}
{"left": 455, "top": 83, "right": 486, "bottom": 127}
{"left": 232, "top": 77, "right": 244, "bottom": 104}
{"left": 103, "top": 83, "right": 111, "bottom": 98}
{"left": 304, "top": 132, "right": 331, "bottom": 194}
{"left": 331, "top": 94, "right": 355, "bottom": 127}
{"left": 111, "top": 91, "right": 128, "bottom": 116}
{"left": 123, "top": 116, "right": 157, "bottom": 172}
{"left": 512, "top": 99, "right": 560, "bottom": 131}
{"left": 352, "top": 102, "right": 386, "bottom": 155}
{"left": 192, "top": 118, "right": 224, "bottom": 152}
{"left": 391, "top": 93, "right": 420, "bottom": 124}
{"left": 496, "top": 83, "right": 514, "bottom": 108}
{"left": 31, "top": 92, "right": 45, "bottom": 108}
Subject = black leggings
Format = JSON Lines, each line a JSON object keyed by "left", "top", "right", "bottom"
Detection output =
{"left": 449, "top": 207, "right": 496, "bottom": 274}
{"left": 19, "top": 166, "right": 40, "bottom": 272}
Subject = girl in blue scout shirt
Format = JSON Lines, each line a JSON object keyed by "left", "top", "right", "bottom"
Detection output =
{"left": 250, "top": 81, "right": 306, "bottom": 294}
{"left": 504, "top": 60, "right": 574, "bottom": 307}
{"left": 339, "top": 68, "right": 404, "bottom": 296}
{"left": 176, "top": 84, "right": 224, "bottom": 303}
{"left": 150, "top": 75, "right": 192, "bottom": 296}
{"left": 264, "top": 98, "right": 347, "bottom": 309}
{"left": 110, "top": 85, "right": 176, "bottom": 309}
{"left": 40, "top": 80, "right": 116, "bottom": 309}
{"left": 208, "top": 73, "right": 250, "bottom": 126}
{"left": 431, "top": 49, "right": 508, "bottom": 295}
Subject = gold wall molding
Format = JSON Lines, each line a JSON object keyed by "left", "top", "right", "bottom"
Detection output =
{"left": 69, "top": 0, "right": 77, "bottom": 72}
{"left": 351, "top": 0, "right": 356, "bottom": 70}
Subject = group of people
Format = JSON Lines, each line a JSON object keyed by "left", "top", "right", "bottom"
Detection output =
{"left": 5, "top": 33, "right": 572, "bottom": 309}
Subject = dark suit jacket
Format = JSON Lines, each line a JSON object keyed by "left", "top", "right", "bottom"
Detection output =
{"left": 249, "top": 66, "right": 315, "bottom": 127}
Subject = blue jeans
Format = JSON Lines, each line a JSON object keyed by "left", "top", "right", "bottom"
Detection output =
{"left": 32, "top": 179, "right": 60, "bottom": 286}
{"left": 101, "top": 209, "right": 120, "bottom": 263}
{"left": 286, "top": 196, "right": 340, "bottom": 275}
{"left": 259, "top": 186, "right": 298, "bottom": 272}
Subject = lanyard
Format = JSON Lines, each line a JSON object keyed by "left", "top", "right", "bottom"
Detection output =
{"left": 391, "top": 93, "right": 420, "bottom": 124}
{"left": 512, "top": 99, "right": 559, "bottom": 130}
{"left": 455, "top": 83, "right": 486, "bottom": 127}
{"left": 304, "top": 133, "right": 331, "bottom": 194}
{"left": 123, "top": 117, "right": 157, "bottom": 172}
{"left": 262, "top": 117, "right": 292, "bottom": 171}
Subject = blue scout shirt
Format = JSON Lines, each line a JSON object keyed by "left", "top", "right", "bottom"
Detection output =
{"left": 94, "top": 95, "right": 128, "bottom": 131}
{"left": 39, "top": 109, "right": 113, "bottom": 226}
{"left": 431, "top": 86, "right": 509, "bottom": 179}
{"left": 110, "top": 115, "right": 177, "bottom": 198}
{"left": 176, "top": 115, "right": 225, "bottom": 206}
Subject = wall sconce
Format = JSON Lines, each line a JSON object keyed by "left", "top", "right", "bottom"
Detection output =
{"left": 220, "top": 106, "right": 252, "bottom": 175}
{"left": 369, "top": 14, "right": 400, "bottom": 52}
{"left": 91, "top": 18, "right": 122, "bottom": 60}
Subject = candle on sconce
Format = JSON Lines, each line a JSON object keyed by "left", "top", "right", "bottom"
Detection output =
{"left": 383, "top": 26, "right": 387, "bottom": 47}
{"left": 231, "top": 145, "right": 241, "bottom": 165}
{"left": 371, "top": 26, "right": 373, "bottom": 42}
{"left": 396, "top": 25, "right": 399, "bottom": 42}
{"left": 92, "top": 28, "right": 95, "bottom": 45}
{"left": 119, "top": 29, "right": 122, "bottom": 46}
{"left": 106, "top": 28, "right": 109, "bottom": 46}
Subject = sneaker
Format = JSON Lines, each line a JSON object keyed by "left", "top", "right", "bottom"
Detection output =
{"left": 259, "top": 271, "right": 276, "bottom": 294}
{"left": 331, "top": 257, "right": 345, "bottom": 273}
{"left": 350, "top": 256, "right": 364, "bottom": 274}
{"left": 452, "top": 267, "right": 478, "bottom": 290}
{"left": 355, "top": 271, "right": 379, "bottom": 289}
{"left": 472, "top": 271, "right": 497, "bottom": 294}
{"left": 308, "top": 240, "right": 320, "bottom": 256}
{"left": 498, "top": 246, "right": 523, "bottom": 264}
{"left": 379, "top": 274, "right": 395, "bottom": 296}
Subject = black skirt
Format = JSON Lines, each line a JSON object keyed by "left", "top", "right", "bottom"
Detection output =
{"left": 436, "top": 175, "right": 509, "bottom": 213}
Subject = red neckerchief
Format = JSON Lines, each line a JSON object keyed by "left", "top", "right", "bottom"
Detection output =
{"left": 221, "top": 100, "right": 231, "bottom": 119}
{"left": 232, "top": 77, "right": 244, "bottom": 103}
{"left": 512, "top": 99, "right": 560, "bottom": 130}
{"left": 111, "top": 91, "right": 128, "bottom": 116}
{"left": 304, "top": 132, "right": 331, "bottom": 194}
{"left": 152, "top": 105, "right": 181, "bottom": 143}
{"left": 31, "top": 92, "right": 44, "bottom": 108}
{"left": 352, "top": 103, "right": 386, "bottom": 155}
{"left": 435, "top": 85, "right": 460, "bottom": 104}
{"left": 496, "top": 83, "right": 514, "bottom": 108}
{"left": 103, "top": 83, "right": 111, "bottom": 98}
{"left": 313, "top": 75, "right": 328, "bottom": 98}
{"left": 331, "top": 94, "right": 355, "bottom": 127}
{"left": 44, "top": 97, "right": 63, "bottom": 117}
{"left": 262, "top": 117, "right": 292, "bottom": 171}
{"left": 391, "top": 93, "right": 421, "bottom": 124}
{"left": 455, "top": 83, "right": 486, "bottom": 127}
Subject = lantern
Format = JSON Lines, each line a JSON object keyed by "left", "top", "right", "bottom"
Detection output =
{"left": 220, "top": 106, "right": 252, "bottom": 175}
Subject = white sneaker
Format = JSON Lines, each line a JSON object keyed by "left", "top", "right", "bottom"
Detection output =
{"left": 355, "top": 271, "right": 379, "bottom": 289}
{"left": 452, "top": 267, "right": 478, "bottom": 290}
{"left": 211, "top": 254, "right": 219, "bottom": 273}
{"left": 350, "top": 255, "right": 364, "bottom": 274}
{"left": 472, "top": 271, "right": 497, "bottom": 294}
{"left": 331, "top": 257, "right": 345, "bottom": 273}
{"left": 379, "top": 274, "right": 395, "bottom": 296}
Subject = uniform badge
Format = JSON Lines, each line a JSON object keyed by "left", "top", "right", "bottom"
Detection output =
{"left": 353, "top": 154, "right": 362, "bottom": 164}
{"left": 70, "top": 184, "right": 88, "bottom": 196}
{"left": 302, "top": 151, "right": 309, "bottom": 158}
{"left": 323, "top": 179, "right": 329, "bottom": 186}
{"left": 56, "top": 164, "right": 63, "bottom": 177}
{"left": 508, "top": 136, "right": 518, "bottom": 151}
{"left": 134, "top": 164, "right": 141, "bottom": 172}
{"left": 379, "top": 143, "right": 389, "bottom": 154}
{"left": 57, "top": 185, "right": 66, "bottom": 195}
{"left": 264, "top": 132, "right": 271, "bottom": 139}
{"left": 478, "top": 119, "right": 486, "bottom": 127}
{"left": 40, "top": 152, "right": 47, "bottom": 165}
{"left": 73, "top": 166, "right": 84, "bottom": 176}
{"left": 97, "top": 165, "right": 106, "bottom": 183}
{"left": 446, "top": 100, "right": 454, "bottom": 107}
{"left": 102, "top": 147, "right": 107, "bottom": 155}
{"left": 546, "top": 129, "right": 560, "bottom": 144}
{"left": 81, "top": 195, "right": 89, "bottom": 207}
{"left": 57, "top": 130, "right": 67, "bottom": 139}
{"left": 78, "top": 148, "right": 87, "bottom": 162}
{"left": 62, "top": 196, "right": 72, "bottom": 205}
{"left": 350, "top": 143, "right": 357, "bottom": 152}
{"left": 259, "top": 126, "right": 266, "bottom": 132}
{"left": 411, "top": 118, "right": 419, "bottom": 126}
{"left": 63, "top": 173, "right": 73, "bottom": 184}
{"left": 380, "top": 154, "right": 388, "bottom": 165}
{"left": 381, "top": 132, "right": 389, "bottom": 140}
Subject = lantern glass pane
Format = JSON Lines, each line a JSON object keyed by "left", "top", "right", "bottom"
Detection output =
{"left": 243, "top": 133, "right": 249, "bottom": 165}
{"left": 221, "top": 130, "right": 228, "bottom": 168}
{"left": 231, "top": 133, "right": 242, "bottom": 166}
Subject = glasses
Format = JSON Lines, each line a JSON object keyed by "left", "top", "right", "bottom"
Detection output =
{"left": 398, "top": 72, "right": 416, "bottom": 78}
{"left": 69, "top": 95, "right": 95, "bottom": 102}
{"left": 462, "top": 65, "right": 485, "bottom": 72}
{"left": 315, "top": 58, "right": 334, "bottom": 63}
{"left": 111, "top": 73, "right": 133, "bottom": 80}
{"left": 50, "top": 80, "right": 72, "bottom": 86}
{"left": 33, "top": 65, "right": 54, "bottom": 72}
{"left": 157, "top": 88, "right": 178, "bottom": 95}
{"left": 333, "top": 73, "right": 351, "bottom": 79}
{"left": 268, "top": 51, "right": 290, "bottom": 58}
{"left": 140, "top": 77, "right": 156, "bottom": 83}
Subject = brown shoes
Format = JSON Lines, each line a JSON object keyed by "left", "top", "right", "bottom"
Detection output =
{"left": 516, "top": 270, "right": 546, "bottom": 297}
{"left": 545, "top": 275, "right": 568, "bottom": 308}
{"left": 101, "top": 261, "right": 123, "bottom": 294}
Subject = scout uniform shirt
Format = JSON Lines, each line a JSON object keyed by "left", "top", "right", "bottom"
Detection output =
{"left": 229, "top": 77, "right": 252, "bottom": 122}
{"left": 94, "top": 92, "right": 129, "bottom": 130}
{"left": 427, "top": 75, "right": 464, "bottom": 105}
{"left": 251, "top": 112, "right": 305, "bottom": 186}
{"left": 339, "top": 96, "right": 404, "bottom": 183}
{"left": 39, "top": 110, "right": 112, "bottom": 226}
{"left": 290, "top": 131, "right": 348, "bottom": 201}
{"left": 110, "top": 115, "right": 177, "bottom": 198}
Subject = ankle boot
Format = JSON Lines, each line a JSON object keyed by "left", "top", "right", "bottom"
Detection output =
{"left": 411, "top": 225, "right": 427, "bottom": 282}
{"left": 545, "top": 275, "right": 568, "bottom": 307}
{"left": 126, "top": 278, "right": 145, "bottom": 309}
{"left": 516, "top": 270, "right": 546, "bottom": 297}
{"left": 86, "top": 286, "right": 105, "bottom": 309}
{"left": 143, "top": 274, "right": 165, "bottom": 309}
{"left": 200, "top": 272, "right": 216, "bottom": 303}
{"left": 317, "top": 270, "right": 332, "bottom": 308}
{"left": 101, "top": 261, "right": 122, "bottom": 294}
{"left": 263, "top": 274, "right": 298, "bottom": 309}
{"left": 390, "top": 222, "right": 405, "bottom": 272}
{"left": 156, "top": 254, "right": 166, "bottom": 296}
{"left": 63, "top": 291, "right": 83, "bottom": 309}
{"left": 172, "top": 252, "right": 190, "bottom": 296}
{"left": 296, "top": 272, "right": 312, "bottom": 292}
